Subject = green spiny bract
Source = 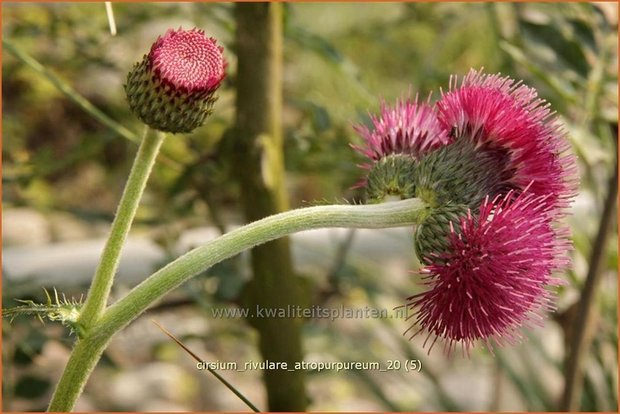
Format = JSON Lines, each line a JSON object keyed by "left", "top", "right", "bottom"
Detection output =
{"left": 125, "top": 58, "right": 219, "bottom": 133}
{"left": 363, "top": 138, "right": 519, "bottom": 264}
{"left": 412, "top": 139, "right": 517, "bottom": 263}
{"left": 413, "top": 138, "right": 516, "bottom": 209}
{"left": 365, "top": 154, "right": 419, "bottom": 201}
{"left": 414, "top": 202, "right": 470, "bottom": 263}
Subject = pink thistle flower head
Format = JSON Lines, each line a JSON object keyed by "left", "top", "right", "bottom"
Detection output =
{"left": 354, "top": 97, "right": 450, "bottom": 162}
{"left": 353, "top": 70, "right": 577, "bottom": 211}
{"left": 352, "top": 70, "right": 577, "bottom": 355}
{"left": 406, "top": 190, "right": 571, "bottom": 356}
{"left": 125, "top": 27, "right": 227, "bottom": 133}
{"left": 436, "top": 69, "right": 578, "bottom": 214}
{"left": 149, "top": 28, "right": 226, "bottom": 94}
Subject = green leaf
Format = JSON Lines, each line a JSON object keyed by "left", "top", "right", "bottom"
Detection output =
{"left": 519, "top": 20, "right": 590, "bottom": 78}
{"left": 496, "top": 350, "right": 547, "bottom": 410}
{"left": 568, "top": 17, "right": 597, "bottom": 53}
{"left": 286, "top": 26, "right": 344, "bottom": 64}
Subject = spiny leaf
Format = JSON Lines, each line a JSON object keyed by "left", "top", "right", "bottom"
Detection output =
{"left": 3, "top": 288, "right": 84, "bottom": 335}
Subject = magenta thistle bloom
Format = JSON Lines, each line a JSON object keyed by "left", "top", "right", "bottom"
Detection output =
{"left": 353, "top": 97, "right": 450, "bottom": 163}
{"left": 352, "top": 70, "right": 577, "bottom": 355}
{"left": 405, "top": 190, "right": 571, "bottom": 355}
{"left": 436, "top": 69, "right": 578, "bottom": 213}
{"left": 125, "top": 28, "right": 226, "bottom": 133}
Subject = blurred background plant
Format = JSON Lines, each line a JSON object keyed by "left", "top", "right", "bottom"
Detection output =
{"left": 2, "top": 2, "right": 617, "bottom": 411}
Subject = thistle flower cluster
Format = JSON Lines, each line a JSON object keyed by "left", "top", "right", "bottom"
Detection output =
{"left": 354, "top": 69, "right": 577, "bottom": 355}
{"left": 125, "top": 28, "right": 226, "bottom": 133}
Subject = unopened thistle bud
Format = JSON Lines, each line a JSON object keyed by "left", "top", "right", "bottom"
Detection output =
{"left": 125, "top": 28, "right": 226, "bottom": 133}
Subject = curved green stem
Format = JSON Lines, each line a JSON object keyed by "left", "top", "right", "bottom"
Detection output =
{"left": 77, "top": 127, "right": 165, "bottom": 330}
{"left": 48, "top": 197, "right": 428, "bottom": 411}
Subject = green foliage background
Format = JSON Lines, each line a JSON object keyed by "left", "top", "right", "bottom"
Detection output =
{"left": 2, "top": 2, "right": 618, "bottom": 411}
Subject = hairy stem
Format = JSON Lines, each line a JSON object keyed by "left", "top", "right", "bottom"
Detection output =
{"left": 48, "top": 197, "right": 427, "bottom": 411}
{"left": 77, "top": 128, "right": 164, "bottom": 330}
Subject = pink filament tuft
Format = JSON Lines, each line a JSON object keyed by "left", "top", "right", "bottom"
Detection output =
{"left": 352, "top": 97, "right": 451, "bottom": 162}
